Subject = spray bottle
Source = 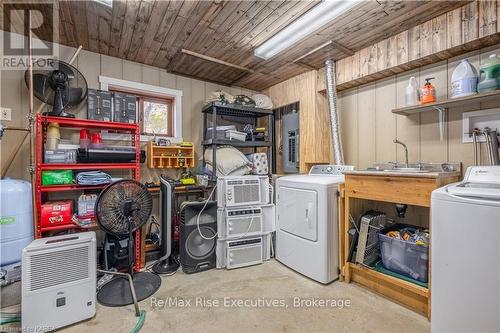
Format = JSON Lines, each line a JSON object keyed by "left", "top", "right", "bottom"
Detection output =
{"left": 421, "top": 77, "right": 436, "bottom": 104}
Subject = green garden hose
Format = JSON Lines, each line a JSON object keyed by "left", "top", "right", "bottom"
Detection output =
{"left": 129, "top": 310, "right": 146, "bottom": 333}
{"left": 0, "top": 310, "right": 145, "bottom": 331}
{"left": 0, "top": 316, "right": 21, "bottom": 325}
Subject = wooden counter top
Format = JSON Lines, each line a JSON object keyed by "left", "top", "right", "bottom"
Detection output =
{"left": 343, "top": 170, "right": 461, "bottom": 179}
{"left": 342, "top": 172, "right": 461, "bottom": 207}
{"left": 147, "top": 185, "right": 213, "bottom": 194}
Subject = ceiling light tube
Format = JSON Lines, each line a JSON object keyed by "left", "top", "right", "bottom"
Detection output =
{"left": 93, "top": 0, "right": 113, "bottom": 8}
{"left": 254, "top": 0, "right": 361, "bottom": 60}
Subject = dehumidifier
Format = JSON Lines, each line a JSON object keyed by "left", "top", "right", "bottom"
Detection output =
{"left": 22, "top": 232, "right": 96, "bottom": 332}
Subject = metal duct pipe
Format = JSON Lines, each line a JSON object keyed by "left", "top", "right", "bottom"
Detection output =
{"left": 324, "top": 59, "right": 344, "bottom": 165}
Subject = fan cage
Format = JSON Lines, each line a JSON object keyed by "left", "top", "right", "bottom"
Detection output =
{"left": 96, "top": 180, "right": 153, "bottom": 237}
{"left": 26, "top": 59, "right": 88, "bottom": 108}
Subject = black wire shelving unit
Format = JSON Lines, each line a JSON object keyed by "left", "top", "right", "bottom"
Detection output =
{"left": 201, "top": 102, "right": 276, "bottom": 181}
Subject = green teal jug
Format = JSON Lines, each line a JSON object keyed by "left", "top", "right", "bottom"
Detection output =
{"left": 478, "top": 54, "right": 500, "bottom": 93}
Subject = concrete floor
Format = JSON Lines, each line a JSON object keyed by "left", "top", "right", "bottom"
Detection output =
{"left": 63, "top": 260, "right": 428, "bottom": 333}
{"left": 2, "top": 260, "right": 429, "bottom": 333}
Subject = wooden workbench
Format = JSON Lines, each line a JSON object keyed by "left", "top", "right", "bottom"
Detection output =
{"left": 339, "top": 171, "right": 460, "bottom": 318}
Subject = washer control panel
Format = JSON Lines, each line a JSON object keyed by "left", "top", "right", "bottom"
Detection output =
{"left": 309, "top": 164, "right": 354, "bottom": 176}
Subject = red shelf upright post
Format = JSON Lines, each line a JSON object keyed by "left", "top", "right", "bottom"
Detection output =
{"left": 34, "top": 114, "right": 44, "bottom": 238}
{"left": 133, "top": 124, "right": 142, "bottom": 271}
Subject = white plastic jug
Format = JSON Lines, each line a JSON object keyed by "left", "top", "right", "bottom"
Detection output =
{"left": 451, "top": 59, "right": 478, "bottom": 98}
{"left": 405, "top": 76, "right": 419, "bottom": 106}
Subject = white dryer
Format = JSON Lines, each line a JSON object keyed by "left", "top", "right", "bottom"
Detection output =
{"left": 431, "top": 166, "right": 500, "bottom": 333}
{"left": 275, "top": 165, "right": 353, "bottom": 284}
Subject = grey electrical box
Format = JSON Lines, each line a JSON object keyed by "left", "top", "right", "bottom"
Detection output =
{"left": 278, "top": 102, "right": 299, "bottom": 174}
{"left": 87, "top": 89, "right": 112, "bottom": 122}
{"left": 113, "top": 92, "right": 137, "bottom": 123}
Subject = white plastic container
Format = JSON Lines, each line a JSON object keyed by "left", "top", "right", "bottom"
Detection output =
{"left": 405, "top": 76, "right": 419, "bottom": 106}
{"left": 0, "top": 179, "right": 34, "bottom": 267}
{"left": 451, "top": 59, "right": 478, "bottom": 98}
{"left": 225, "top": 130, "right": 247, "bottom": 142}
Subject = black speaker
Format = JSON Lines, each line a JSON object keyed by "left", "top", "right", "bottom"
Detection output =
{"left": 179, "top": 201, "right": 217, "bottom": 274}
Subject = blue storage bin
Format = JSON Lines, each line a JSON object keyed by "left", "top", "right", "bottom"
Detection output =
{"left": 378, "top": 224, "right": 429, "bottom": 283}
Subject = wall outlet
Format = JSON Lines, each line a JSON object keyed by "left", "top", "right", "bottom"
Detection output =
{"left": 0, "top": 107, "right": 12, "bottom": 121}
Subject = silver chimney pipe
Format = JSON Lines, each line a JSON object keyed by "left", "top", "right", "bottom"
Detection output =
{"left": 324, "top": 59, "right": 344, "bottom": 165}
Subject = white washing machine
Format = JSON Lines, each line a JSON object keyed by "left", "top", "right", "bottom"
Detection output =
{"left": 431, "top": 166, "right": 500, "bottom": 333}
{"left": 275, "top": 164, "right": 353, "bottom": 284}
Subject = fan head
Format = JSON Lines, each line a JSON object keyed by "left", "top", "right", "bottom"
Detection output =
{"left": 25, "top": 59, "right": 87, "bottom": 117}
{"left": 95, "top": 180, "right": 153, "bottom": 237}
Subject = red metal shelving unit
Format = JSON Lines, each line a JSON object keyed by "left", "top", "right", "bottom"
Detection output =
{"left": 40, "top": 184, "right": 108, "bottom": 192}
{"left": 39, "top": 162, "right": 137, "bottom": 170}
{"left": 35, "top": 114, "right": 143, "bottom": 270}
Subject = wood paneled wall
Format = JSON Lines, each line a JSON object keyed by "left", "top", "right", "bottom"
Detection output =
{"left": 0, "top": 30, "right": 255, "bottom": 181}
{"left": 319, "top": 1, "right": 500, "bottom": 92}
{"left": 337, "top": 44, "right": 500, "bottom": 173}
{"left": 264, "top": 71, "right": 332, "bottom": 173}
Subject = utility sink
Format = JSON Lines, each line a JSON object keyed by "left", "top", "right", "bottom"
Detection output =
{"left": 384, "top": 167, "right": 430, "bottom": 173}
{"left": 367, "top": 162, "right": 460, "bottom": 173}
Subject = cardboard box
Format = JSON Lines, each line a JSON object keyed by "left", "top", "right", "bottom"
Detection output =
{"left": 40, "top": 200, "right": 73, "bottom": 228}
{"left": 87, "top": 89, "right": 112, "bottom": 121}
{"left": 113, "top": 92, "right": 137, "bottom": 123}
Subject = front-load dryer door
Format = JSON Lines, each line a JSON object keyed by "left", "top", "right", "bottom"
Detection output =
{"left": 278, "top": 186, "right": 317, "bottom": 241}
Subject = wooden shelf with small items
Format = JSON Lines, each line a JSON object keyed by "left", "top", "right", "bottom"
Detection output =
{"left": 146, "top": 141, "right": 195, "bottom": 169}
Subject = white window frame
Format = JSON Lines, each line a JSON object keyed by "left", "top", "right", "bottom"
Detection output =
{"left": 98, "top": 76, "right": 183, "bottom": 142}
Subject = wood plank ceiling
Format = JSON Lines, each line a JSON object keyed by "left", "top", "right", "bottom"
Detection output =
{"left": 5, "top": 0, "right": 470, "bottom": 91}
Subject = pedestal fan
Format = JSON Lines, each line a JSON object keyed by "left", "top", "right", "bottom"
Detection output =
{"left": 95, "top": 180, "right": 161, "bottom": 307}
{"left": 25, "top": 59, "right": 88, "bottom": 118}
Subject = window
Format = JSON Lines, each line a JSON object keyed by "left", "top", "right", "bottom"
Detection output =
{"left": 99, "top": 76, "right": 183, "bottom": 141}
{"left": 140, "top": 97, "right": 173, "bottom": 137}
{"left": 110, "top": 90, "right": 174, "bottom": 137}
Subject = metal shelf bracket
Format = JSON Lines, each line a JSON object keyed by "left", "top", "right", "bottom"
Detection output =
{"left": 432, "top": 106, "right": 447, "bottom": 141}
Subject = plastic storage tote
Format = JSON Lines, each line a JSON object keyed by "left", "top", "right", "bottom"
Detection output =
{"left": 378, "top": 224, "right": 429, "bottom": 283}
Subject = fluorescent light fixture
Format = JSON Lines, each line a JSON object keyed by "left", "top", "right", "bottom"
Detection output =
{"left": 93, "top": 0, "right": 113, "bottom": 8}
{"left": 254, "top": 0, "right": 361, "bottom": 60}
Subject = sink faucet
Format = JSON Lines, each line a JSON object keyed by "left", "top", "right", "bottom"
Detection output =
{"left": 393, "top": 139, "right": 409, "bottom": 167}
